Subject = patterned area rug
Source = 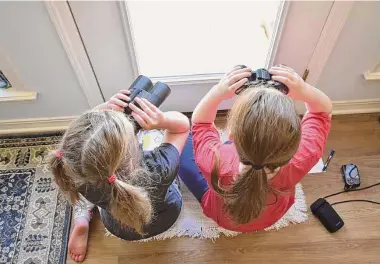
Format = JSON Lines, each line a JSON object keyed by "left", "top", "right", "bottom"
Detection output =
{"left": 0, "top": 134, "right": 71, "bottom": 264}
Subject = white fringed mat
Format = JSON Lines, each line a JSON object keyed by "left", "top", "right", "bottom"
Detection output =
{"left": 106, "top": 130, "right": 311, "bottom": 241}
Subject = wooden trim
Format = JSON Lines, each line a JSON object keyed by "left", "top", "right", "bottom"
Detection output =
{"left": 0, "top": 89, "right": 37, "bottom": 102}
{"left": 364, "top": 63, "right": 380, "bottom": 80}
{"left": 363, "top": 71, "right": 380, "bottom": 80}
{"left": 118, "top": 1, "right": 139, "bottom": 78}
{"left": 44, "top": 1, "right": 104, "bottom": 107}
{"left": 1, "top": 99, "right": 378, "bottom": 135}
{"left": 332, "top": 99, "right": 380, "bottom": 115}
{"left": 0, "top": 116, "right": 77, "bottom": 136}
{"left": 265, "top": 1, "right": 290, "bottom": 68}
{"left": 296, "top": 98, "right": 380, "bottom": 115}
{"left": 306, "top": 1, "right": 354, "bottom": 85}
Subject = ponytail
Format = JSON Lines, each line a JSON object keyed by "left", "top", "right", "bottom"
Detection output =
{"left": 49, "top": 150, "right": 152, "bottom": 234}
{"left": 48, "top": 151, "right": 79, "bottom": 204}
{"left": 226, "top": 167, "right": 268, "bottom": 224}
{"left": 109, "top": 179, "right": 152, "bottom": 234}
{"left": 211, "top": 151, "right": 269, "bottom": 224}
{"left": 211, "top": 83, "right": 302, "bottom": 225}
{"left": 47, "top": 110, "right": 155, "bottom": 235}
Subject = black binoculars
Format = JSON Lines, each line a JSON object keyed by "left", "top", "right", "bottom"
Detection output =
{"left": 235, "top": 65, "right": 289, "bottom": 95}
{"left": 123, "top": 75, "right": 171, "bottom": 131}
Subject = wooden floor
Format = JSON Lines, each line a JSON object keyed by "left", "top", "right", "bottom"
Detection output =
{"left": 67, "top": 113, "right": 380, "bottom": 264}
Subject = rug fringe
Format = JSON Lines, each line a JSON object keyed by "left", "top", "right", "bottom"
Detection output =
{"left": 264, "top": 183, "right": 308, "bottom": 231}
{"left": 104, "top": 183, "right": 308, "bottom": 241}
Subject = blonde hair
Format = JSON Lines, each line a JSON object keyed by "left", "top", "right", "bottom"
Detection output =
{"left": 48, "top": 109, "right": 152, "bottom": 233}
{"left": 211, "top": 86, "right": 301, "bottom": 224}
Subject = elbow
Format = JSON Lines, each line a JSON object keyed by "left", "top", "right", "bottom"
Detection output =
{"left": 191, "top": 111, "right": 198, "bottom": 124}
{"left": 182, "top": 115, "right": 191, "bottom": 134}
{"left": 326, "top": 98, "right": 333, "bottom": 114}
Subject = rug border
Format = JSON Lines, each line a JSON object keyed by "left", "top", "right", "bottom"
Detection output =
{"left": 0, "top": 132, "right": 63, "bottom": 140}
{"left": 0, "top": 133, "right": 72, "bottom": 264}
{"left": 59, "top": 203, "right": 72, "bottom": 264}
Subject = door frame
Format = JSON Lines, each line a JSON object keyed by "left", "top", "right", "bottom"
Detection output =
{"left": 305, "top": 1, "right": 354, "bottom": 86}
{"left": 44, "top": 1, "right": 104, "bottom": 108}
{"left": 49, "top": 1, "right": 354, "bottom": 113}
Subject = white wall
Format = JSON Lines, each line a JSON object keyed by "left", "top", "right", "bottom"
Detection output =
{"left": 317, "top": 1, "right": 380, "bottom": 100}
{"left": 0, "top": 1, "right": 90, "bottom": 120}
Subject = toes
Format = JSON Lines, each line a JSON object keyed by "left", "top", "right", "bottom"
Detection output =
{"left": 69, "top": 251, "right": 85, "bottom": 262}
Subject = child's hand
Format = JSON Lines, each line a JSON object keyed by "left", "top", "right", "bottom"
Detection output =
{"left": 269, "top": 66, "right": 309, "bottom": 101}
{"left": 212, "top": 66, "right": 252, "bottom": 100}
{"left": 129, "top": 98, "right": 166, "bottom": 130}
{"left": 106, "top": 90, "right": 131, "bottom": 111}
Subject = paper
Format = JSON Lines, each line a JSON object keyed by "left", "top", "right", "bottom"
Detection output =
{"left": 309, "top": 158, "right": 325, "bottom": 174}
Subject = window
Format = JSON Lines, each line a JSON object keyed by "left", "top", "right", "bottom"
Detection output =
{"left": 68, "top": 1, "right": 334, "bottom": 111}
{"left": 126, "top": 1, "right": 281, "bottom": 78}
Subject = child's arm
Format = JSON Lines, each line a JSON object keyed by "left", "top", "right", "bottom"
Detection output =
{"left": 270, "top": 66, "right": 332, "bottom": 114}
{"left": 303, "top": 84, "right": 332, "bottom": 114}
{"left": 160, "top": 111, "right": 190, "bottom": 153}
{"left": 192, "top": 67, "right": 252, "bottom": 124}
{"left": 270, "top": 66, "right": 332, "bottom": 188}
{"left": 129, "top": 98, "right": 190, "bottom": 153}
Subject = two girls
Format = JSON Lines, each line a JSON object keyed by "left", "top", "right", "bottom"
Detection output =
{"left": 50, "top": 65, "right": 331, "bottom": 262}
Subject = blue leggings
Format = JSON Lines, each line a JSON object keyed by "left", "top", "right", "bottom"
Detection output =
{"left": 179, "top": 133, "right": 209, "bottom": 202}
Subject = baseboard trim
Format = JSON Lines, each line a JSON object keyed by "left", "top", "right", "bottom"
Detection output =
{"left": 0, "top": 99, "right": 379, "bottom": 135}
{"left": 0, "top": 116, "right": 77, "bottom": 136}
{"left": 332, "top": 99, "right": 380, "bottom": 115}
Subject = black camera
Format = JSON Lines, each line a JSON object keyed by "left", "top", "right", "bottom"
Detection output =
{"left": 234, "top": 65, "right": 289, "bottom": 95}
{"left": 341, "top": 163, "right": 361, "bottom": 191}
{"left": 123, "top": 75, "right": 171, "bottom": 131}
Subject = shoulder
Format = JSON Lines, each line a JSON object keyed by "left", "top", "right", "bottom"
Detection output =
{"left": 217, "top": 142, "right": 240, "bottom": 181}
{"left": 192, "top": 122, "right": 220, "bottom": 143}
{"left": 301, "top": 112, "right": 331, "bottom": 130}
{"left": 144, "top": 143, "right": 180, "bottom": 163}
{"left": 143, "top": 143, "right": 180, "bottom": 180}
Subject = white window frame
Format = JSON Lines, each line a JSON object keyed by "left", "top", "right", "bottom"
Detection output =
{"left": 118, "top": 1, "right": 290, "bottom": 86}
{"left": 55, "top": 1, "right": 353, "bottom": 112}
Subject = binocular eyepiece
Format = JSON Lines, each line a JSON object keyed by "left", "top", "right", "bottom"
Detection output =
{"left": 235, "top": 65, "right": 289, "bottom": 95}
{"left": 123, "top": 75, "right": 171, "bottom": 132}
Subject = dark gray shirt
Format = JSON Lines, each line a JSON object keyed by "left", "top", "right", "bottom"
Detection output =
{"left": 79, "top": 143, "right": 182, "bottom": 240}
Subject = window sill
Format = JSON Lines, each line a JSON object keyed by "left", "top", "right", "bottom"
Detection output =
{"left": 363, "top": 71, "right": 380, "bottom": 80}
{"left": 151, "top": 73, "right": 222, "bottom": 86}
{"left": 0, "top": 89, "right": 37, "bottom": 102}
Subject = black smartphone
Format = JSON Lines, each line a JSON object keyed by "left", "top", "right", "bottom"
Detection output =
{"left": 341, "top": 163, "right": 360, "bottom": 191}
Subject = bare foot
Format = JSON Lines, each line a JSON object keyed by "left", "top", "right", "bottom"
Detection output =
{"left": 68, "top": 218, "right": 90, "bottom": 262}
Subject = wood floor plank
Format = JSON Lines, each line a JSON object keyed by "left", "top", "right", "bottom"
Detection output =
{"left": 66, "top": 113, "right": 380, "bottom": 263}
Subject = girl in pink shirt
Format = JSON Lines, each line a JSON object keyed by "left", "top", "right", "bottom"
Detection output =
{"left": 179, "top": 65, "right": 332, "bottom": 231}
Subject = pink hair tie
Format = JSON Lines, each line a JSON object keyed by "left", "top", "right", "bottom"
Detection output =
{"left": 108, "top": 174, "right": 117, "bottom": 184}
{"left": 55, "top": 150, "right": 62, "bottom": 159}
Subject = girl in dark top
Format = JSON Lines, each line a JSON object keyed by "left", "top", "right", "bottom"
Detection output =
{"left": 48, "top": 90, "right": 190, "bottom": 262}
